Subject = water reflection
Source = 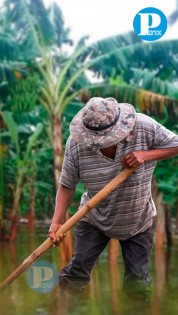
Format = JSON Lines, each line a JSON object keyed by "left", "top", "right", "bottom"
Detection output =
{"left": 108, "top": 259, "right": 121, "bottom": 313}
{"left": 0, "top": 228, "right": 178, "bottom": 315}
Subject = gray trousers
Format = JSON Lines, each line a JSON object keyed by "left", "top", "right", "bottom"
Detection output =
{"left": 59, "top": 221, "right": 154, "bottom": 292}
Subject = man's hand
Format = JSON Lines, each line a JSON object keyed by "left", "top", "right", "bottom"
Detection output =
{"left": 121, "top": 147, "right": 178, "bottom": 168}
{"left": 48, "top": 223, "right": 66, "bottom": 247}
{"left": 120, "top": 150, "right": 147, "bottom": 168}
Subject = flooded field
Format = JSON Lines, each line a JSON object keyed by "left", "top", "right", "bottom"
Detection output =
{"left": 0, "top": 226, "right": 178, "bottom": 315}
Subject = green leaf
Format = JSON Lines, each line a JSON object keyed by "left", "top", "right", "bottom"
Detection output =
{"left": 0, "top": 33, "right": 19, "bottom": 60}
{"left": 1, "top": 111, "right": 20, "bottom": 155}
{"left": 48, "top": 2, "right": 72, "bottom": 46}
{"left": 36, "top": 181, "right": 54, "bottom": 193}
{"left": 25, "top": 123, "right": 43, "bottom": 156}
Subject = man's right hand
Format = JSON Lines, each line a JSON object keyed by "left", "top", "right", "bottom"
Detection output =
{"left": 48, "top": 223, "right": 66, "bottom": 247}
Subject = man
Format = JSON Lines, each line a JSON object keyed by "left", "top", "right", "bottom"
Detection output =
{"left": 49, "top": 97, "right": 178, "bottom": 294}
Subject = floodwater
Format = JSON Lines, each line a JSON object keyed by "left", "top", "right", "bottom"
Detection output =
{"left": 0, "top": 226, "right": 178, "bottom": 315}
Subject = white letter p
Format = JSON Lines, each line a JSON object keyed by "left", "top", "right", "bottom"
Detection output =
{"left": 30, "top": 266, "right": 53, "bottom": 288}
{"left": 138, "top": 13, "right": 161, "bottom": 35}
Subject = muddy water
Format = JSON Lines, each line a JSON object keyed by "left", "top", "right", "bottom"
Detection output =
{"left": 0, "top": 226, "right": 178, "bottom": 315}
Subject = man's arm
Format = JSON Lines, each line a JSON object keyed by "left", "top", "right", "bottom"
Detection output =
{"left": 120, "top": 146, "right": 178, "bottom": 168}
{"left": 48, "top": 183, "right": 75, "bottom": 243}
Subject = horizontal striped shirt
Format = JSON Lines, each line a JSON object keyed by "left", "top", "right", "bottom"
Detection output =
{"left": 60, "top": 113, "right": 178, "bottom": 240}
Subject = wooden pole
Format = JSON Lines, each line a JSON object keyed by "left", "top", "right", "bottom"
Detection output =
{"left": 0, "top": 167, "right": 137, "bottom": 291}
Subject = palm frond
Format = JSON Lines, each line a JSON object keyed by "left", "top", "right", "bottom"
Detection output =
{"left": 129, "top": 68, "right": 178, "bottom": 98}
{"left": 84, "top": 38, "right": 178, "bottom": 80}
{"left": 48, "top": 2, "right": 72, "bottom": 46}
{"left": 0, "top": 33, "right": 19, "bottom": 60}
{"left": 80, "top": 83, "right": 178, "bottom": 119}
{"left": 30, "top": 0, "right": 55, "bottom": 47}
{"left": 5, "top": 0, "right": 54, "bottom": 58}
{"left": 79, "top": 31, "right": 143, "bottom": 62}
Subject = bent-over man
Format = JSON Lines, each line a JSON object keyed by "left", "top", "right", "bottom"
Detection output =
{"left": 49, "top": 97, "right": 178, "bottom": 294}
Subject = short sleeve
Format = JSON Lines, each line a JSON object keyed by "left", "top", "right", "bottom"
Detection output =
{"left": 59, "top": 137, "right": 80, "bottom": 188}
{"left": 150, "top": 118, "right": 178, "bottom": 149}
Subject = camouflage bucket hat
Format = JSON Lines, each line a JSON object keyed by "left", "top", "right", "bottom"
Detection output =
{"left": 70, "top": 97, "right": 136, "bottom": 149}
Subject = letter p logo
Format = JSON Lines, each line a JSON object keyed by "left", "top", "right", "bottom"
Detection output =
{"left": 138, "top": 13, "right": 161, "bottom": 35}
{"left": 30, "top": 266, "right": 53, "bottom": 289}
{"left": 27, "top": 260, "right": 58, "bottom": 293}
{"left": 133, "top": 7, "right": 167, "bottom": 41}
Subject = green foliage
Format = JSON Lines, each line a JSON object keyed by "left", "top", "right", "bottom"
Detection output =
{"left": 154, "top": 158, "right": 178, "bottom": 215}
{"left": 85, "top": 38, "right": 178, "bottom": 81}
{"left": 25, "top": 123, "right": 43, "bottom": 157}
{"left": 1, "top": 0, "right": 178, "bottom": 225}
{"left": 129, "top": 68, "right": 178, "bottom": 97}
{"left": 7, "top": 73, "right": 41, "bottom": 112}
{"left": 62, "top": 101, "right": 84, "bottom": 144}
{"left": 4, "top": 0, "right": 72, "bottom": 59}
{"left": 1, "top": 111, "right": 20, "bottom": 154}
{"left": 0, "top": 63, "right": 26, "bottom": 84}
{"left": 0, "top": 33, "right": 19, "bottom": 60}
{"left": 5, "top": 0, "right": 51, "bottom": 57}
{"left": 1, "top": 107, "right": 50, "bottom": 220}
{"left": 47, "top": 2, "right": 72, "bottom": 47}
{"left": 0, "top": 5, "right": 27, "bottom": 88}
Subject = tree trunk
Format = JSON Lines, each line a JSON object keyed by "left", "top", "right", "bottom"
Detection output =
{"left": 0, "top": 204, "right": 3, "bottom": 241}
{"left": 8, "top": 210, "right": 19, "bottom": 242}
{"left": 60, "top": 228, "right": 73, "bottom": 262}
{"left": 175, "top": 202, "right": 178, "bottom": 234}
{"left": 154, "top": 239, "right": 166, "bottom": 300}
{"left": 59, "top": 211, "right": 73, "bottom": 263}
{"left": 108, "top": 239, "right": 119, "bottom": 263}
{"left": 0, "top": 155, "right": 4, "bottom": 241}
{"left": 8, "top": 173, "right": 23, "bottom": 241}
{"left": 28, "top": 183, "right": 36, "bottom": 232}
{"left": 108, "top": 258, "right": 120, "bottom": 312}
{"left": 164, "top": 204, "right": 173, "bottom": 247}
{"left": 155, "top": 193, "right": 165, "bottom": 250}
{"left": 152, "top": 177, "right": 165, "bottom": 250}
{"left": 52, "top": 114, "right": 73, "bottom": 261}
{"left": 0, "top": 224, "right": 3, "bottom": 242}
{"left": 52, "top": 115, "right": 63, "bottom": 190}
{"left": 152, "top": 181, "right": 167, "bottom": 305}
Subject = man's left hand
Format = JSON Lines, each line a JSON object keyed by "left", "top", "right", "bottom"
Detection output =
{"left": 120, "top": 151, "right": 147, "bottom": 168}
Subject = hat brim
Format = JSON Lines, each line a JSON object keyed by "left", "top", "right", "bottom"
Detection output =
{"left": 70, "top": 103, "right": 136, "bottom": 149}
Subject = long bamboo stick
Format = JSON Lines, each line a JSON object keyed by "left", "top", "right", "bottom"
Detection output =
{"left": 0, "top": 166, "right": 137, "bottom": 291}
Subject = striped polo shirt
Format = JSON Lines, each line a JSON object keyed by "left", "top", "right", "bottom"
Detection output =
{"left": 60, "top": 113, "right": 178, "bottom": 240}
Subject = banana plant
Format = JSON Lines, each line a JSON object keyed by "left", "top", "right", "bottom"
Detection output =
{"left": 3, "top": 0, "right": 178, "bottom": 189}
{"left": 0, "top": 3, "right": 27, "bottom": 88}
{"left": 2, "top": 110, "right": 43, "bottom": 240}
{"left": 2, "top": 0, "right": 178, "bottom": 251}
